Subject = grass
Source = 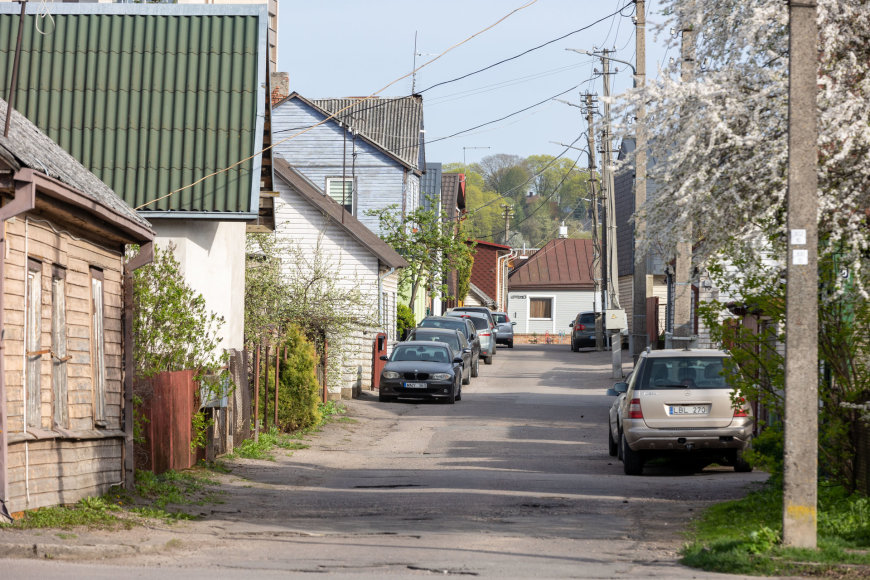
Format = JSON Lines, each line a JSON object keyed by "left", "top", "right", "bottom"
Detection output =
{"left": 682, "top": 480, "right": 870, "bottom": 577}
{"left": 0, "top": 468, "right": 223, "bottom": 530}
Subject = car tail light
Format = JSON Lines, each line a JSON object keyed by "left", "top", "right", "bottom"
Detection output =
{"left": 733, "top": 396, "right": 749, "bottom": 417}
{"left": 629, "top": 398, "right": 643, "bottom": 419}
{"left": 577, "top": 324, "right": 586, "bottom": 331}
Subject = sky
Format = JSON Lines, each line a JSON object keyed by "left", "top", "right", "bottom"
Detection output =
{"left": 277, "top": 0, "right": 672, "bottom": 167}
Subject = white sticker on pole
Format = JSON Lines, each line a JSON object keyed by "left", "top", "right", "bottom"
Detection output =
{"left": 793, "top": 249, "right": 808, "bottom": 265}
{"left": 790, "top": 229, "right": 806, "bottom": 245}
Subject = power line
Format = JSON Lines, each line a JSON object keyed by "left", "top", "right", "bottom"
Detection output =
{"left": 418, "top": 1, "right": 636, "bottom": 95}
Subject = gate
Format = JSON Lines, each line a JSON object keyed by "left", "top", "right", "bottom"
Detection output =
{"left": 371, "top": 333, "right": 388, "bottom": 390}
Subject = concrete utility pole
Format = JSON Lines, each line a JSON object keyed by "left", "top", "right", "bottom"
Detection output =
{"left": 585, "top": 93, "right": 605, "bottom": 351}
{"left": 601, "top": 50, "right": 622, "bottom": 378}
{"left": 672, "top": 6, "right": 695, "bottom": 345}
{"left": 783, "top": 0, "right": 819, "bottom": 550}
{"left": 632, "top": 0, "right": 649, "bottom": 360}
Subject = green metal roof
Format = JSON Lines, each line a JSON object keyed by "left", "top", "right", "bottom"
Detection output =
{"left": 0, "top": 4, "right": 266, "bottom": 217}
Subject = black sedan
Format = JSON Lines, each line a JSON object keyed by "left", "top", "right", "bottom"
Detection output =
{"left": 378, "top": 341, "right": 463, "bottom": 404}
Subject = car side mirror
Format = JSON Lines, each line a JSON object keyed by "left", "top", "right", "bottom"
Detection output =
{"left": 569, "top": 322, "right": 574, "bottom": 327}
{"left": 453, "top": 357, "right": 463, "bottom": 364}
{"left": 463, "top": 348, "right": 472, "bottom": 354}
{"left": 511, "top": 321, "right": 517, "bottom": 326}
{"left": 379, "top": 355, "right": 389, "bottom": 361}
{"left": 606, "top": 382, "right": 628, "bottom": 396}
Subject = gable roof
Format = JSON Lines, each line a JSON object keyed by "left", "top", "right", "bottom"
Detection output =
{"left": 440, "top": 173, "right": 466, "bottom": 220}
{"left": 0, "top": 3, "right": 267, "bottom": 218}
{"left": 277, "top": 92, "right": 423, "bottom": 173}
{"left": 273, "top": 158, "right": 408, "bottom": 270}
{"left": 0, "top": 98, "right": 153, "bottom": 242}
{"left": 508, "top": 238, "right": 595, "bottom": 290}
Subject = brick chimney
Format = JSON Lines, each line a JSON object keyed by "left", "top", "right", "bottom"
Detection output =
{"left": 271, "top": 72, "right": 289, "bottom": 106}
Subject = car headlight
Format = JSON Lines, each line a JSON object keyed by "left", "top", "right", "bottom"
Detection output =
{"left": 431, "top": 373, "right": 452, "bottom": 380}
{"left": 383, "top": 371, "right": 400, "bottom": 379}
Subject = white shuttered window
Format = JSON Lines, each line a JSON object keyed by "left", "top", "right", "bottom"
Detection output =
{"left": 325, "top": 177, "right": 353, "bottom": 214}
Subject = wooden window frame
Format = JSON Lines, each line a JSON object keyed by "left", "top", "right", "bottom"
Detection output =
{"left": 51, "top": 265, "right": 68, "bottom": 429}
{"left": 325, "top": 177, "right": 354, "bottom": 214}
{"left": 26, "top": 258, "right": 43, "bottom": 429}
{"left": 90, "top": 267, "right": 107, "bottom": 428}
{"left": 529, "top": 296, "right": 554, "bottom": 320}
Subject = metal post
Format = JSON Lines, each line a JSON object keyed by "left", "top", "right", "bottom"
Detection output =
{"left": 263, "top": 343, "right": 269, "bottom": 431}
{"left": 274, "top": 344, "right": 280, "bottom": 428}
{"left": 632, "top": 0, "right": 649, "bottom": 359}
{"left": 253, "top": 343, "right": 260, "bottom": 442}
{"left": 585, "top": 94, "right": 604, "bottom": 351}
{"left": 783, "top": 0, "right": 818, "bottom": 549}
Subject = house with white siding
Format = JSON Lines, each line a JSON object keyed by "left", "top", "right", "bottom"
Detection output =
{"left": 507, "top": 238, "right": 596, "bottom": 339}
{"left": 272, "top": 159, "right": 407, "bottom": 399}
{"left": 271, "top": 92, "right": 425, "bottom": 237}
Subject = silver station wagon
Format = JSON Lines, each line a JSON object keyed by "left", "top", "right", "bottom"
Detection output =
{"left": 608, "top": 348, "right": 754, "bottom": 475}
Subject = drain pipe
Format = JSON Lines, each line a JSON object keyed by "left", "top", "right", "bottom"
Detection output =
{"left": 0, "top": 174, "right": 36, "bottom": 521}
{"left": 377, "top": 267, "right": 396, "bottom": 335}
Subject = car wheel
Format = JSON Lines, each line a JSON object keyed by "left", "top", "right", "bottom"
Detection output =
{"left": 378, "top": 392, "right": 392, "bottom": 403}
{"left": 617, "top": 428, "right": 623, "bottom": 460}
{"left": 462, "top": 366, "right": 471, "bottom": 385}
{"left": 622, "top": 433, "right": 643, "bottom": 475}
{"left": 456, "top": 383, "right": 462, "bottom": 401}
{"left": 734, "top": 450, "right": 753, "bottom": 473}
{"left": 508, "top": 340, "right": 514, "bottom": 348}
{"left": 484, "top": 354, "right": 493, "bottom": 365}
{"left": 447, "top": 382, "right": 456, "bottom": 404}
{"left": 607, "top": 424, "right": 618, "bottom": 457}
{"left": 571, "top": 340, "right": 578, "bottom": 352}
{"left": 471, "top": 355, "right": 479, "bottom": 377}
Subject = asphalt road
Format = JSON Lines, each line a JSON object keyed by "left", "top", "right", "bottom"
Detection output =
{"left": 0, "top": 344, "right": 773, "bottom": 579}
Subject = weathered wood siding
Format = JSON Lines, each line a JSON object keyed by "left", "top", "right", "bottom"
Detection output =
{"left": 4, "top": 215, "right": 126, "bottom": 511}
{"left": 271, "top": 98, "right": 420, "bottom": 234}
{"left": 273, "top": 180, "right": 400, "bottom": 397}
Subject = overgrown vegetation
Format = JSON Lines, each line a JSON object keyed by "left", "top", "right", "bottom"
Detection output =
{"left": 396, "top": 303, "right": 416, "bottom": 340}
{"left": 682, "top": 481, "right": 870, "bottom": 576}
{"left": 0, "top": 469, "right": 222, "bottom": 530}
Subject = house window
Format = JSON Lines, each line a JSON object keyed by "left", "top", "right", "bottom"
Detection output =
{"left": 325, "top": 177, "right": 353, "bottom": 214}
{"left": 529, "top": 297, "right": 553, "bottom": 320}
{"left": 52, "top": 266, "right": 68, "bottom": 428}
{"left": 90, "top": 267, "right": 106, "bottom": 428}
{"left": 26, "top": 259, "right": 42, "bottom": 428}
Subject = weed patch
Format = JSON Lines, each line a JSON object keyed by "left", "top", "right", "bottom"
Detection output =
{"left": 682, "top": 481, "right": 870, "bottom": 577}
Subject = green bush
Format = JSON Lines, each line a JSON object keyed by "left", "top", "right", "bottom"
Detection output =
{"left": 259, "top": 325, "right": 322, "bottom": 431}
{"left": 396, "top": 302, "right": 415, "bottom": 340}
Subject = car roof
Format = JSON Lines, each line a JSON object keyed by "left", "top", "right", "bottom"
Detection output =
{"left": 446, "top": 311, "right": 488, "bottom": 319}
{"left": 397, "top": 340, "right": 451, "bottom": 349}
{"left": 642, "top": 348, "right": 728, "bottom": 359}
{"left": 411, "top": 328, "right": 460, "bottom": 335}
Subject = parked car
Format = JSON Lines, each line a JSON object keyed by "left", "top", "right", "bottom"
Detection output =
{"left": 609, "top": 349, "right": 754, "bottom": 475}
{"left": 446, "top": 311, "right": 495, "bottom": 364}
{"left": 569, "top": 311, "right": 599, "bottom": 351}
{"left": 418, "top": 316, "right": 481, "bottom": 377}
{"left": 378, "top": 341, "right": 463, "bottom": 404}
{"left": 448, "top": 307, "right": 498, "bottom": 350}
{"left": 405, "top": 327, "right": 473, "bottom": 384}
{"left": 492, "top": 311, "right": 515, "bottom": 348}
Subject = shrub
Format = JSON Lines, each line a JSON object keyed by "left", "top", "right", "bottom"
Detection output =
{"left": 259, "top": 325, "right": 322, "bottom": 431}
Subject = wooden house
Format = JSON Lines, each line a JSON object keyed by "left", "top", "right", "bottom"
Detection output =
{"left": 272, "top": 160, "right": 407, "bottom": 398}
{"left": 0, "top": 100, "right": 154, "bottom": 516}
{"left": 507, "top": 238, "right": 596, "bottom": 337}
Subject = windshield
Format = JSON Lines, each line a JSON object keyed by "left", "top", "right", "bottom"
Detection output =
{"left": 420, "top": 318, "right": 465, "bottom": 332}
{"left": 409, "top": 331, "right": 460, "bottom": 352}
{"left": 391, "top": 344, "right": 452, "bottom": 363}
{"left": 638, "top": 357, "right": 730, "bottom": 389}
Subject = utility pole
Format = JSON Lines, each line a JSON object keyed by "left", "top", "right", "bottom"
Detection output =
{"left": 672, "top": 6, "right": 695, "bottom": 345}
{"left": 631, "top": 0, "right": 648, "bottom": 360}
{"left": 601, "top": 50, "right": 622, "bottom": 378}
{"left": 501, "top": 204, "right": 514, "bottom": 246}
{"left": 585, "top": 93, "right": 605, "bottom": 351}
{"left": 783, "top": 0, "right": 818, "bottom": 549}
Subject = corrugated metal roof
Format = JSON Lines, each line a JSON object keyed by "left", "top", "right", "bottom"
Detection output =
{"left": 0, "top": 97, "right": 152, "bottom": 235}
{"left": 312, "top": 96, "right": 423, "bottom": 172}
{"left": 0, "top": 4, "right": 266, "bottom": 216}
{"left": 508, "top": 238, "right": 595, "bottom": 290}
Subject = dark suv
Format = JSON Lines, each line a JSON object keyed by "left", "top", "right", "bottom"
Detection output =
{"left": 418, "top": 316, "right": 481, "bottom": 377}
{"left": 569, "top": 311, "right": 600, "bottom": 351}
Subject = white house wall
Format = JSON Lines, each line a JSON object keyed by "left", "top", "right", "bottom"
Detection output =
{"left": 149, "top": 219, "right": 246, "bottom": 352}
{"left": 272, "top": 99, "right": 420, "bottom": 235}
{"left": 507, "top": 290, "right": 595, "bottom": 337}
{"left": 274, "top": 181, "right": 398, "bottom": 397}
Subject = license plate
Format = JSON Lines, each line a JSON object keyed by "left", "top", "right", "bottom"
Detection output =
{"left": 669, "top": 405, "right": 710, "bottom": 415}
{"left": 404, "top": 382, "right": 427, "bottom": 389}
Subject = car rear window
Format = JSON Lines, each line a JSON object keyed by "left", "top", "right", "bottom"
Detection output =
{"left": 493, "top": 313, "right": 508, "bottom": 323}
{"left": 579, "top": 313, "right": 596, "bottom": 325}
{"left": 638, "top": 357, "right": 730, "bottom": 390}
